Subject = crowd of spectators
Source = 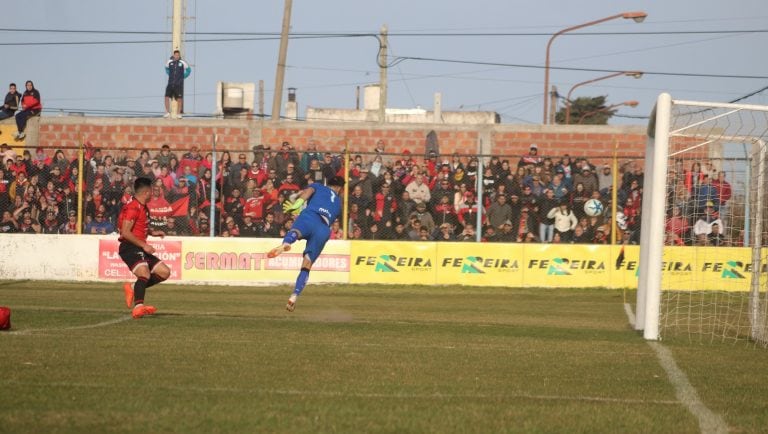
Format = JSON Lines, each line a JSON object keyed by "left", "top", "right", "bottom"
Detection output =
{"left": 0, "top": 137, "right": 738, "bottom": 246}
{"left": 664, "top": 159, "right": 735, "bottom": 246}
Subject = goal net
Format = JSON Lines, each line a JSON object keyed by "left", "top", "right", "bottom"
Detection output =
{"left": 638, "top": 93, "right": 768, "bottom": 347}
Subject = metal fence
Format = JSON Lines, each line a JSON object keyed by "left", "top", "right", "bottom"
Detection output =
{"left": 0, "top": 140, "right": 745, "bottom": 246}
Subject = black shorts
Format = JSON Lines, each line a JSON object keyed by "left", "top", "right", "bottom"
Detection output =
{"left": 119, "top": 242, "right": 162, "bottom": 274}
{"left": 165, "top": 83, "right": 184, "bottom": 99}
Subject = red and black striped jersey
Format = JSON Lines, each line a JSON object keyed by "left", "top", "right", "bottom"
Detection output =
{"left": 117, "top": 197, "right": 150, "bottom": 242}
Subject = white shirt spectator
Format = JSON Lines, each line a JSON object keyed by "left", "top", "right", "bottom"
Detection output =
{"left": 547, "top": 207, "right": 578, "bottom": 232}
{"left": 406, "top": 176, "right": 431, "bottom": 204}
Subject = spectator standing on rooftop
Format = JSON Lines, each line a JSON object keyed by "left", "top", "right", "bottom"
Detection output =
{"left": 164, "top": 50, "right": 191, "bottom": 119}
{"left": 0, "top": 83, "right": 21, "bottom": 121}
{"left": 14, "top": 81, "right": 42, "bottom": 140}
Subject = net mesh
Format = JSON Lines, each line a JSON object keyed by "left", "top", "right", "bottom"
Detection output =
{"left": 658, "top": 99, "right": 768, "bottom": 346}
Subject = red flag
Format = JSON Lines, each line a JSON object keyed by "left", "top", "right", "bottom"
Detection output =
{"left": 170, "top": 196, "right": 189, "bottom": 217}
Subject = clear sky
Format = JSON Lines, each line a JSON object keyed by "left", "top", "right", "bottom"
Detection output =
{"left": 2, "top": 0, "right": 766, "bottom": 125}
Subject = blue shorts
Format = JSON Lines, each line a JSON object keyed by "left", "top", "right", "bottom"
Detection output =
{"left": 291, "top": 211, "right": 331, "bottom": 263}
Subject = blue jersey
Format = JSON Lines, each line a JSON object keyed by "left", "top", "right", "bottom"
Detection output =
{"left": 305, "top": 183, "right": 341, "bottom": 226}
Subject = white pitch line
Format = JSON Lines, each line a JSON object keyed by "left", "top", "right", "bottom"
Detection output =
{"left": 624, "top": 303, "right": 637, "bottom": 328}
{"left": 0, "top": 380, "right": 679, "bottom": 406}
{"left": 623, "top": 303, "right": 728, "bottom": 434}
{"left": 5, "top": 315, "right": 132, "bottom": 336}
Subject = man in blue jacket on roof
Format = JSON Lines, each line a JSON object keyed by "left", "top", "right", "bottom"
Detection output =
{"left": 164, "top": 50, "right": 191, "bottom": 119}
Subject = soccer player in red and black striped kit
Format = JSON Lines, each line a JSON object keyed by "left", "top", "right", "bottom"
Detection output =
{"left": 118, "top": 177, "right": 171, "bottom": 318}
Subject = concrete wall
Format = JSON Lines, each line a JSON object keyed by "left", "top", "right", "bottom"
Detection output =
{"left": 28, "top": 116, "right": 646, "bottom": 162}
{"left": 0, "top": 234, "right": 349, "bottom": 286}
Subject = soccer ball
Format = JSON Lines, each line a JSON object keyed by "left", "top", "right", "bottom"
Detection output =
{"left": 584, "top": 199, "right": 604, "bottom": 217}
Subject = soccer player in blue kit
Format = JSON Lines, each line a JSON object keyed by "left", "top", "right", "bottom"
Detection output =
{"left": 267, "top": 175, "right": 345, "bottom": 312}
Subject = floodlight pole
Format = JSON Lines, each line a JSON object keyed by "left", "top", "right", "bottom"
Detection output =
{"left": 543, "top": 11, "right": 647, "bottom": 124}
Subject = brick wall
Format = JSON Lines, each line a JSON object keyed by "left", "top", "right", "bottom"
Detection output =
{"left": 33, "top": 117, "right": 647, "bottom": 162}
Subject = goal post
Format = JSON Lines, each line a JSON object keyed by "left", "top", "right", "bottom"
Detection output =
{"left": 639, "top": 93, "right": 768, "bottom": 346}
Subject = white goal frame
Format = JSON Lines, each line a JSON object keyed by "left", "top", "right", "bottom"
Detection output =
{"left": 639, "top": 93, "right": 768, "bottom": 341}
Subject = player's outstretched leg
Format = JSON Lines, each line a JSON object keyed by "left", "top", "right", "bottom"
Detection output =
{"left": 287, "top": 255, "right": 312, "bottom": 312}
{"left": 268, "top": 229, "right": 300, "bottom": 258}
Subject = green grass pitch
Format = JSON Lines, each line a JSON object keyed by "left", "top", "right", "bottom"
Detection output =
{"left": 1, "top": 280, "right": 766, "bottom": 433}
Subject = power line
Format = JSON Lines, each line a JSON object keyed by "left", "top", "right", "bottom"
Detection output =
{"left": 389, "top": 55, "right": 768, "bottom": 80}
{"left": 1, "top": 27, "right": 767, "bottom": 36}
{"left": 0, "top": 35, "right": 340, "bottom": 47}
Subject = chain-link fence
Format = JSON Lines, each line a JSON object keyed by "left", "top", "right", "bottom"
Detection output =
{"left": 0, "top": 140, "right": 745, "bottom": 246}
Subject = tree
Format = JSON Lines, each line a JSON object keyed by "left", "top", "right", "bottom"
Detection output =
{"left": 556, "top": 95, "right": 616, "bottom": 125}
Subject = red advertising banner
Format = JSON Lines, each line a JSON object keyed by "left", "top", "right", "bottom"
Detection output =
{"left": 98, "top": 239, "right": 182, "bottom": 280}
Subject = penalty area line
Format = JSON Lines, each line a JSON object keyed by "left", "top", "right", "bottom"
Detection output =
{"left": 5, "top": 315, "right": 132, "bottom": 336}
{"left": 623, "top": 303, "right": 728, "bottom": 434}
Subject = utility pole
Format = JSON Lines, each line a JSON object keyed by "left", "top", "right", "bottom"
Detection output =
{"left": 272, "top": 0, "right": 293, "bottom": 121}
{"left": 258, "top": 80, "right": 264, "bottom": 118}
{"left": 170, "top": 0, "right": 184, "bottom": 117}
{"left": 378, "top": 25, "right": 388, "bottom": 124}
{"left": 549, "top": 85, "right": 558, "bottom": 125}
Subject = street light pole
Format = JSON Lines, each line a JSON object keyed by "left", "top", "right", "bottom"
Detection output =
{"left": 577, "top": 100, "right": 639, "bottom": 124}
{"left": 565, "top": 71, "right": 643, "bottom": 124}
{"left": 542, "top": 11, "right": 647, "bottom": 124}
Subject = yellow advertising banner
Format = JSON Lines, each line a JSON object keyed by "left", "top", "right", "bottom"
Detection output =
{"left": 350, "top": 241, "right": 436, "bottom": 284}
{"left": 523, "top": 244, "right": 611, "bottom": 288}
{"left": 664, "top": 246, "right": 751, "bottom": 291}
{"left": 436, "top": 243, "right": 524, "bottom": 287}
{"left": 174, "top": 236, "right": 758, "bottom": 291}
{"left": 182, "top": 238, "right": 350, "bottom": 283}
